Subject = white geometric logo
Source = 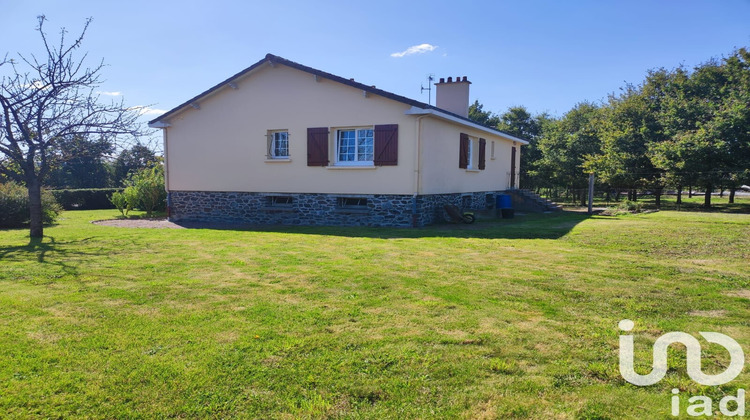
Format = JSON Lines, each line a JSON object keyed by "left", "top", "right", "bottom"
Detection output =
{"left": 618, "top": 319, "right": 744, "bottom": 386}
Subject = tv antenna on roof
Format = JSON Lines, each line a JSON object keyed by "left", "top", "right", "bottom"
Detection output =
{"left": 421, "top": 74, "right": 435, "bottom": 105}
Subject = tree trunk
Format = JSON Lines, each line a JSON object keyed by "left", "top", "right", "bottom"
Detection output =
{"left": 676, "top": 186, "right": 682, "bottom": 205}
{"left": 703, "top": 185, "right": 712, "bottom": 208}
{"left": 720, "top": 187, "right": 724, "bottom": 198}
{"left": 729, "top": 188, "right": 736, "bottom": 204}
{"left": 689, "top": 185, "right": 693, "bottom": 198}
{"left": 27, "top": 176, "right": 44, "bottom": 238}
{"left": 655, "top": 188, "right": 662, "bottom": 209}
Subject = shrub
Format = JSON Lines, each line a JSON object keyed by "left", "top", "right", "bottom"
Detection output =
{"left": 109, "top": 164, "right": 166, "bottom": 217}
{"left": 110, "top": 191, "right": 129, "bottom": 216}
{"left": 0, "top": 182, "right": 62, "bottom": 228}
{"left": 603, "top": 200, "right": 644, "bottom": 216}
{"left": 51, "top": 188, "right": 123, "bottom": 210}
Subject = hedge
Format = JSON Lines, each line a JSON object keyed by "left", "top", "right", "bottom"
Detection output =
{"left": 0, "top": 182, "right": 62, "bottom": 228}
{"left": 51, "top": 188, "right": 123, "bottom": 210}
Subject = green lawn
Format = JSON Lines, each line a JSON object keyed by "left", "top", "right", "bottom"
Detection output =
{"left": 1, "top": 210, "right": 749, "bottom": 419}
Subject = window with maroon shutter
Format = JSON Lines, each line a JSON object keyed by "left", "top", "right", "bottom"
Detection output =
{"left": 459, "top": 133, "right": 469, "bottom": 169}
{"left": 307, "top": 127, "right": 329, "bottom": 166}
{"left": 478, "top": 138, "right": 486, "bottom": 170}
{"left": 374, "top": 124, "right": 398, "bottom": 166}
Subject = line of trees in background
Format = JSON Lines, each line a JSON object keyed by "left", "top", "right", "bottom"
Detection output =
{"left": 41, "top": 140, "right": 158, "bottom": 189}
{"left": 471, "top": 47, "right": 750, "bottom": 208}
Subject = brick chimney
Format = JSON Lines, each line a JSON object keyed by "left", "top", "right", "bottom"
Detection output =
{"left": 435, "top": 76, "right": 471, "bottom": 118}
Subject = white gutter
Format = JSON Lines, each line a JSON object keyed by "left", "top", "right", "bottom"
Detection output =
{"left": 414, "top": 115, "right": 427, "bottom": 195}
{"left": 404, "top": 106, "right": 529, "bottom": 145}
{"left": 149, "top": 121, "right": 171, "bottom": 128}
{"left": 162, "top": 127, "right": 169, "bottom": 192}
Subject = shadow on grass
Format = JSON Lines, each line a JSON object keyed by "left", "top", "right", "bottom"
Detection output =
{"left": 0, "top": 236, "right": 101, "bottom": 276}
{"left": 172, "top": 211, "right": 595, "bottom": 240}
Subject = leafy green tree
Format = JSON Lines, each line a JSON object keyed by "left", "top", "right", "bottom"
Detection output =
{"left": 111, "top": 162, "right": 165, "bottom": 217}
{"left": 113, "top": 144, "right": 158, "bottom": 186}
{"left": 537, "top": 102, "right": 602, "bottom": 204}
{"left": 649, "top": 50, "right": 750, "bottom": 207}
{"left": 496, "top": 106, "right": 552, "bottom": 189}
{"left": 46, "top": 135, "right": 114, "bottom": 189}
{"left": 468, "top": 100, "right": 500, "bottom": 127}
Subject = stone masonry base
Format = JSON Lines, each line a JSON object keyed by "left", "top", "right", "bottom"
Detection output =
{"left": 168, "top": 191, "right": 506, "bottom": 228}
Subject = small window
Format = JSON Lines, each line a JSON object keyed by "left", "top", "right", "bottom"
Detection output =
{"left": 461, "top": 195, "right": 472, "bottom": 208}
{"left": 491, "top": 141, "right": 496, "bottom": 159}
{"left": 268, "top": 130, "right": 289, "bottom": 158}
{"left": 268, "top": 196, "right": 294, "bottom": 207}
{"left": 336, "top": 128, "right": 373, "bottom": 165}
{"left": 337, "top": 197, "right": 368, "bottom": 208}
{"left": 467, "top": 139, "right": 474, "bottom": 169}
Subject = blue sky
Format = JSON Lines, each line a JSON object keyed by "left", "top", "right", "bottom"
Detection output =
{"left": 2, "top": 0, "right": 749, "bottom": 123}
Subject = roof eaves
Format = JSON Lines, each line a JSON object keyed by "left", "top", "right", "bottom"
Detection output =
{"left": 148, "top": 55, "right": 272, "bottom": 125}
{"left": 405, "top": 106, "right": 530, "bottom": 145}
{"left": 149, "top": 53, "right": 531, "bottom": 145}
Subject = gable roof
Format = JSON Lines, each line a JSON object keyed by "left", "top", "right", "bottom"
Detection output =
{"left": 149, "top": 53, "right": 529, "bottom": 144}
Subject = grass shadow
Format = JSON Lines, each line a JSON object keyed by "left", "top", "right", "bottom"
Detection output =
{"left": 0, "top": 236, "right": 103, "bottom": 277}
{"left": 172, "top": 211, "right": 595, "bottom": 240}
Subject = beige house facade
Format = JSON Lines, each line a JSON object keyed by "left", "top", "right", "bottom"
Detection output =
{"left": 149, "top": 54, "right": 527, "bottom": 227}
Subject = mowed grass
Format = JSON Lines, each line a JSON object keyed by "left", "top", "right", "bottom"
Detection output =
{"left": 1, "top": 210, "right": 749, "bottom": 419}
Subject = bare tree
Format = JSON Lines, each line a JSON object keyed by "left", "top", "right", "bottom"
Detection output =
{"left": 0, "top": 15, "right": 143, "bottom": 237}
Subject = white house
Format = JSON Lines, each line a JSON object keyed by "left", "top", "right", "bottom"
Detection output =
{"left": 148, "top": 54, "right": 527, "bottom": 227}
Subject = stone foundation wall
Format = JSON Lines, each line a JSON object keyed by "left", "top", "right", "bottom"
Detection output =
{"left": 169, "top": 190, "right": 504, "bottom": 228}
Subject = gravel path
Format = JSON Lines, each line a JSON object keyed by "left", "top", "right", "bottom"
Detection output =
{"left": 92, "top": 219, "right": 185, "bottom": 229}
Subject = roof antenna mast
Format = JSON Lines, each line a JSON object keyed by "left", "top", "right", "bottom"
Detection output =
{"left": 421, "top": 74, "right": 435, "bottom": 105}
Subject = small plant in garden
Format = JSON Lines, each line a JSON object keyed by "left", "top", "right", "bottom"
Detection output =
{"left": 109, "top": 190, "right": 131, "bottom": 216}
{"left": 109, "top": 163, "right": 166, "bottom": 217}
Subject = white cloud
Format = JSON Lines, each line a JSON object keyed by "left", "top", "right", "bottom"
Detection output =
{"left": 97, "top": 91, "right": 122, "bottom": 96}
{"left": 131, "top": 106, "right": 167, "bottom": 116}
{"left": 390, "top": 43, "right": 437, "bottom": 58}
{"left": 20, "top": 81, "right": 50, "bottom": 90}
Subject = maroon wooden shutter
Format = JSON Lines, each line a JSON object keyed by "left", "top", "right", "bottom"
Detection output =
{"left": 478, "top": 138, "right": 486, "bottom": 170}
{"left": 459, "top": 133, "right": 469, "bottom": 169}
{"left": 307, "top": 127, "right": 329, "bottom": 166}
{"left": 374, "top": 124, "right": 398, "bottom": 166}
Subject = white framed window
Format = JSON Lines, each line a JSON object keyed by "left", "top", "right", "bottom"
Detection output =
{"left": 268, "top": 130, "right": 289, "bottom": 159}
{"left": 335, "top": 127, "right": 374, "bottom": 166}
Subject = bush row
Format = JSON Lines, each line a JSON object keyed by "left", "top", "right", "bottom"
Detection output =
{"left": 51, "top": 188, "right": 123, "bottom": 210}
{"left": 0, "top": 182, "right": 62, "bottom": 228}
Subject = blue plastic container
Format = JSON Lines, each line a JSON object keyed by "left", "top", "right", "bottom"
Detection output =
{"left": 496, "top": 194, "right": 512, "bottom": 209}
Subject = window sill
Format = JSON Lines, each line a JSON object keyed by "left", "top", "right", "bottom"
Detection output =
{"left": 265, "top": 158, "right": 292, "bottom": 163}
{"left": 326, "top": 165, "right": 377, "bottom": 170}
{"left": 465, "top": 169, "right": 481, "bottom": 173}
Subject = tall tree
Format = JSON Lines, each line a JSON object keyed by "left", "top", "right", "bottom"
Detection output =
{"left": 468, "top": 100, "right": 500, "bottom": 128}
{"left": 0, "top": 16, "right": 142, "bottom": 237}
{"left": 113, "top": 143, "right": 158, "bottom": 186}
{"left": 650, "top": 51, "right": 750, "bottom": 207}
{"left": 46, "top": 135, "right": 114, "bottom": 189}
{"left": 537, "top": 102, "right": 602, "bottom": 204}
{"left": 496, "top": 106, "right": 552, "bottom": 189}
